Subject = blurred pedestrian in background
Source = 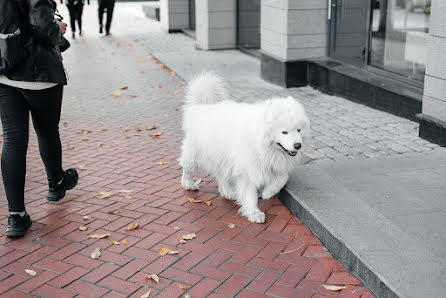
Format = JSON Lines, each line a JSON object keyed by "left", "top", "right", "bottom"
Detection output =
{"left": 98, "top": 0, "right": 116, "bottom": 35}
{"left": 63, "top": 0, "right": 90, "bottom": 39}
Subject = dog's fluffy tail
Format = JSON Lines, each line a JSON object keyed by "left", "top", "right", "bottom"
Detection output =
{"left": 185, "top": 72, "right": 227, "bottom": 105}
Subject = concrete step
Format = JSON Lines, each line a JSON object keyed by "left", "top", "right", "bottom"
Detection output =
{"left": 279, "top": 151, "right": 446, "bottom": 298}
{"left": 142, "top": 1, "right": 160, "bottom": 21}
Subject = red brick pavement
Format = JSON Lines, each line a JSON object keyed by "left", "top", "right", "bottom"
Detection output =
{"left": 0, "top": 3, "right": 374, "bottom": 298}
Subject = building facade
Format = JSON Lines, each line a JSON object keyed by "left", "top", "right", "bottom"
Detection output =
{"left": 160, "top": 0, "right": 446, "bottom": 146}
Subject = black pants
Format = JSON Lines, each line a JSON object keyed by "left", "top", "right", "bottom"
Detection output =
{"left": 67, "top": 3, "right": 84, "bottom": 33}
{"left": 98, "top": 0, "right": 115, "bottom": 33}
{"left": 0, "top": 84, "right": 64, "bottom": 212}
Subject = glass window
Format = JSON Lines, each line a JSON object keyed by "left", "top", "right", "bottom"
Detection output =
{"left": 370, "top": 0, "right": 430, "bottom": 81}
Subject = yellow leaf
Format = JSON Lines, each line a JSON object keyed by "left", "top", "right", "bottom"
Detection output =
{"left": 179, "top": 285, "right": 188, "bottom": 291}
{"left": 78, "top": 165, "right": 86, "bottom": 171}
{"left": 91, "top": 248, "right": 101, "bottom": 259}
{"left": 228, "top": 223, "right": 235, "bottom": 229}
{"left": 111, "top": 240, "right": 120, "bottom": 245}
{"left": 146, "top": 124, "right": 157, "bottom": 131}
{"left": 322, "top": 285, "right": 347, "bottom": 291}
{"left": 158, "top": 247, "right": 170, "bottom": 256}
{"left": 107, "top": 208, "right": 120, "bottom": 214}
{"left": 137, "top": 59, "right": 145, "bottom": 63}
{"left": 119, "top": 190, "right": 133, "bottom": 193}
{"left": 145, "top": 274, "right": 159, "bottom": 283}
{"left": 25, "top": 269, "right": 37, "bottom": 276}
{"left": 182, "top": 233, "right": 196, "bottom": 240}
{"left": 170, "top": 72, "right": 177, "bottom": 77}
{"left": 135, "top": 126, "right": 142, "bottom": 132}
{"left": 134, "top": 134, "right": 142, "bottom": 137}
{"left": 179, "top": 239, "right": 186, "bottom": 245}
{"left": 99, "top": 192, "right": 113, "bottom": 199}
{"left": 88, "top": 233, "right": 110, "bottom": 239}
{"left": 81, "top": 138, "right": 89, "bottom": 141}
{"left": 79, "top": 225, "right": 88, "bottom": 231}
{"left": 140, "top": 289, "right": 151, "bottom": 298}
{"left": 122, "top": 128, "right": 129, "bottom": 132}
{"left": 188, "top": 198, "right": 202, "bottom": 203}
{"left": 121, "top": 239, "right": 129, "bottom": 244}
{"left": 98, "top": 128, "right": 108, "bottom": 133}
{"left": 125, "top": 195, "right": 132, "bottom": 200}
{"left": 125, "top": 135, "right": 131, "bottom": 139}
{"left": 82, "top": 216, "right": 91, "bottom": 221}
{"left": 204, "top": 201, "right": 212, "bottom": 206}
{"left": 156, "top": 162, "right": 169, "bottom": 165}
{"left": 150, "top": 132, "right": 164, "bottom": 138}
{"left": 125, "top": 223, "right": 140, "bottom": 231}
{"left": 113, "top": 89, "right": 122, "bottom": 97}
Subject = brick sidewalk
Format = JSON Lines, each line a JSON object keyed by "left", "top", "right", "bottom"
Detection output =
{"left": 0, "top": 3, "right": 373, "bottom": 297}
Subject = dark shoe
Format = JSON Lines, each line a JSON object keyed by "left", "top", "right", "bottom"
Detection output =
{"left": 79, "top": 30, "right": 83, "bottom": 36}
{"left": 99, "top": 25, "right": 103, "bottom": 34}
{"left": 105, "top": 31, "right": 111, "bottom": 36}
{"left": 72, "top": 32, "right": 76, "bottom": 39}
{"left": 47, "top": 168, "right": 79, "bottom": 202}
{"left": 6, "top": 213, "right": 32, "bottom": 238}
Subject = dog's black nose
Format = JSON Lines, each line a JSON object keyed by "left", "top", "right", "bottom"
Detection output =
{"left": 294, "top": 143, "right": 302, "bottom": 150}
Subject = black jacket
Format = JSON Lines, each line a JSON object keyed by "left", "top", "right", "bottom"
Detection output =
{"left": 7, "top": 0, "right": 67, "bottom": 85}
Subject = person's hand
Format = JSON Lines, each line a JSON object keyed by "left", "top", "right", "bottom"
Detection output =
{"left": 56, "top": 20, "right": 67, "bottom": 35}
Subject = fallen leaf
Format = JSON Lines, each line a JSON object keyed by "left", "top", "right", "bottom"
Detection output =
{"left": 125, "top": 195, "right": 132, "bottom": 200}
{"left": 91, "top": 248, "right": 101, "bottom": 259}
{"left": 140, "top": 289, "right": 151, "bottom": 298}
{"left": 113, "top": 89, "right": 122, "bottom": 97}
{"left": 122, "top": 128, "right": 129, "bottom": 132}
{"left": 168, "top": 250, "right": 179, "bottom": 255}
{"left": 170, "top": 71, "right": 177, "bottom": 77}
{"left": 135, "top": 126, "right": 142, "bottom": 132}
{"left": 158, "top": 247, "right": 170, "bottom": 256}
{"left": 179, "top": 239, "right": 186, "bottom": 245}
{"left": 81, "top": 138, "right": 89, "bottom": 141}
{"left": 145, "top": 274, "right": 159, "bottom": 283}
{"left": 25, "top": 269, "right": 37, "bottom": 276}
{"left": 204, "top": 201, "right": 212, "bottom": 206}
{"left": 121, "top": 239, "right": 128, "bottom": 244}
{"left": 173, "top": 90, "right": 179, "bottom": 96}
{"left": 188, "top": 198, "right": 202, "bottom": 203}
{"left": 156, "top": 84, "right": 162, "bottom": 90}
{"left": 111, "top": 240, "right": 120, "bottom": 245}
{"left": 174, "top": 227, "right": 181, "bottom": 230}
{"left": 98, "top": 128, "right": 108, "bottom": 133}
{"left": 146, "top": 124, "right": 157, "bottom": 130}
{"left": 120, "top": 86, "right": 128, "bottom": 90}
{"left": 88, "top": 233, "right": 110, "bottom": 239}
{"left": 125, "top": 135, "right": 131, "bottom": 139}
{"left": 79, "top": 225, "right": 88, "bottom": 231}
{"left": 99, "top": 192, "right": 114, "bottom": 199}
{"left": 128, "top": 95, "right": 137, "bottom": 98}
{"left": 98, "top": 142, "right": 104, "bottom": 147}
{"left": 119, "top": 190, "right": 133, "bottom": 193}
{"left": 78, "top": 165, "right": 86, "bottom": 171}
{"left": 156, "top": 162, "right": 169, "bottom": 165}
{"left": 228, "top": 223, "right": 235, "bottom": 229}
{"left": 179, "top": 285, "right": 188, "bottom": 291}
{"left": 134, "top": 134, "right": 142, "bottom": 136}
{"left": 107, "top": 208, "right": 120, "bottom": 214}
{"left": 182, "top": 233, "right": 196, "bottom": 240}
{"left": 184, "top": 294, "right": 191, "bottom": 298}
{"left": 150, "top": 132, "right": 164, "bottom": 138}
{"left": 125, "top": 223, "right": 140, "bottom": 231}
{"left": 82, "top": 216, "right": 91, "bottom": 221}
{"left": 194, "top": 179, "right": 202, "bottom": 187}
{"left": 322, "top": 285, "right": 347, "bottom": 291}
{"left": 281, "top": 244, "right": 305, "bottom": 255}
{"left": 137, "top": 59, "right": 145, "bottom": 63}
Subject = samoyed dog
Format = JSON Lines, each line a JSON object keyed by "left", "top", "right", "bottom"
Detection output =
{"left": 179, "top": 73, "right": 310, "bottom": 223}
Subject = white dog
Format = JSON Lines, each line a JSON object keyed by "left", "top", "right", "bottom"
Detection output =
{"left": 179, "top": 73, "right": 310, "bottom": 223}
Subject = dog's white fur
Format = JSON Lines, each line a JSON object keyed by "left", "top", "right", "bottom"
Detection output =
{"left": 179, "top": 73, "right": 310, "bottom": 223}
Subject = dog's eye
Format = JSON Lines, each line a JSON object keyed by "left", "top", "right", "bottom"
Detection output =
{"left": 297, "top": 129, "right": 301, "bottom": 132}
{"left": 282, "top": 131, "right": 288, "bottom": 135}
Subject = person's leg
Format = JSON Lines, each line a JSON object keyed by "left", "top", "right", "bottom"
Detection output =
{"left": 105, "top": 0, "right": 115, "bottom": 34}
{"left": 98, "top": 1, "right": 105, "bottom": 33}
{"left": 68, "top": 5, "right": 76, "bottom": 37}
{"left": 20, "top": 86, "right": 64, "bottom": 185}
{"left": 78, "top": 3, "right": 84, "bottom": 35}
{"left": 0, "top": 84, "right": 29, "bottom": 213}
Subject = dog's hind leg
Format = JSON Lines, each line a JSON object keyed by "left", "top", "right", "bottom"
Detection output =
{"left": 261, "top": 175, "right": 288, "bottom": 200}
{"left": 217, "top": 178, "right": 236, "bottom": 200}
{"left": 181, "top": 168, "right": 199, "bottom": 191}
{"left": 237, "top": 178, "right": 265, "bottom": 223}
{"left": 180, "top": 141, "right": 199, "bottom": 191}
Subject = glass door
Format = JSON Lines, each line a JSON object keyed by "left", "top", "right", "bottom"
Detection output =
{"left": 329, "top": 0, "right": 370, "bottom": 66}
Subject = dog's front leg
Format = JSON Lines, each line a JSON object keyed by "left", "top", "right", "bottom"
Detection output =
{"left": 181, "top": 168, "right": 199, "bottom": 191}
{"left": 261, "top": 175, "right": 288, "bottom": 200}
{"left": 237, "top": 178, "right": 266, "bottom": 223}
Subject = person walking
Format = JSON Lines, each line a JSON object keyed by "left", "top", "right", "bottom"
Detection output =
{"left": 0, "top": 0, "right": 78, "bottom": 238}
{"left": 64, "top": 0, "right": 90, "bottom": 39}
{"left": 98, "top": 0, "right": 116, "bottom": 35}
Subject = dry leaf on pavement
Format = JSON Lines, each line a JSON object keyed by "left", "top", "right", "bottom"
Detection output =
{"left": 145, "top": 274, "right": 159, "bottom": 283}
{"left": 79, "top": 225, "right": 88, "bottom": 231}
{"left": 179, "top": 285, "right": 188, "bottom": 291}
{"left": 25, "top": 269, "right": 37, "bottom": 276}
{"left": 187, "top": 198, "right": 202, "bottom": 203}
{"left": 146, "top": 124, "right": 157, "bottom": 130}
{"left": 140, "top": 289, "right": 151, "bottom": 298}
{"left": 78, "top": 165, "right": 86, "bottom": 171}
{"left": 137, "top": 59, "right": 145, "bottom": 63}
{"left": 193, "top": 179, "right": 201, "bottom": 187}
{"left": 99, "top": 192, "right": 113, "bottom": 199}
{"left": 168, "top": 250, "right": 179, "bottom": 255}
{"left": 150, "top": 132, "right": 163, "bottom": 138}
{"left": 98, "top": 128, "right": 108, "bottom": 133}
{"left": 121, "top": 239, "right": 128, "bottom": 244}
{"left": 82, "top": 216, "right": 91, "bottom": 221}
{"left": 158, "top": 247, "right": 170, "bottom": 256}
{"left": 91, "top": 248, "right": 101, "bottom": 259}
{"left": 173, "top": 90, "right": 179, "bottom": 96}
{"left": 125, "top": 195, "right": 132, "bottom": 200}
{"left": 125, "top": 223, "right": 140, "bottom": 231}
{"left": 179, "top": 239, "right": 186, "bottom": 245}
{"left": 88, "top": 233, "right": 110, "bottom": 239}
{"left": 174, "top": 227, "right": 181, "bottom": 230}
{"left": 182, "top": 233, "right": 196, "bottom": 240}
{"left": 228, "top": 223, "right": 235, "bottom": 229}
{"left": 113, "top": 89, "right": 122, "bottom": 97}
{"left": 111, "top": 240, "right": 120, "bottom": 245}
{"left": 81, "top": 138, "right": 89, "bottom": 141}
{"left": 135, "top": 126, "right": 142, "bottom": 132}
{"left": 120, "top": 86, "right": 128, "bottom": 90}
{"left": 322, "top": 285, "right": 347, "bottom": 291}
{"left": 156, "top": 162, "right": 169, "bottom": 165}
{"left": 119, "top": 189, "right": 133, "bottom": 193}
{"left": 204, "top": 201, "right": 212, "bottom": 206}
{"left": 107, "top": 208, "right": 120, "bottom": 214}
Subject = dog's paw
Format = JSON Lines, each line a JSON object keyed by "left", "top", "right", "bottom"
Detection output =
{"left": 261, "top": 191, "right": 276, "bottom": 200}
{"left": 181, "top": 181, "right": 199, "bottom": 191}
{"left": 246, "top": 211, "right": 266, "bottom": 223}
